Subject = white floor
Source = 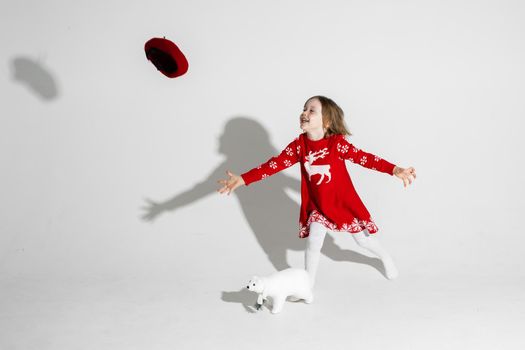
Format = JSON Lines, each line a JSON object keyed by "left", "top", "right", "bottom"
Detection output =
{"left": 2, "top": 244, "right": 524, "bottom": 350}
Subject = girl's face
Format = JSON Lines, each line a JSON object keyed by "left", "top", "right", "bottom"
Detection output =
{"left": 300, "top": 98, "right": 324, "bottom": 133}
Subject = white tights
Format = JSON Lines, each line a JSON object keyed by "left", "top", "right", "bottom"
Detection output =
{"left": 305, "top": 221, "right": 398, "bottom": 287}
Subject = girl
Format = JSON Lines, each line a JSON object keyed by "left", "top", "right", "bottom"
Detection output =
{"left": 217, "top": 96, "right": 416, "bottom": 286}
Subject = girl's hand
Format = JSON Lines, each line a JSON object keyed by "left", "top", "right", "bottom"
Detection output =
{"left": 393, "top": 166, "right": 416, "bottom": 188}
{"left": 217, "top": 170, "right": 245, "bottom": 195}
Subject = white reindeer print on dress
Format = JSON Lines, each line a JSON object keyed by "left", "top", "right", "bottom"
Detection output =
{"left": 304, "top": 148, "right": 331, "bottom": 185}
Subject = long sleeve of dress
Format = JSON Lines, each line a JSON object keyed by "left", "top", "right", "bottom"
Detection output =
{"left": 241, "top": 138, "right": 300, "bottom": 186}
{"left": 335, "top": 135, "right": 396, "bottom": 175}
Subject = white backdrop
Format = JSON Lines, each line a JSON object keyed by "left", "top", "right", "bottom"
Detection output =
{"left": 1, "top": 1, "right": 524, "bottom": 349}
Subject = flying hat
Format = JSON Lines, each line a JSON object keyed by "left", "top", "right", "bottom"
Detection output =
{"left": 145, "top": 37, "right": 188, "bottom": 78}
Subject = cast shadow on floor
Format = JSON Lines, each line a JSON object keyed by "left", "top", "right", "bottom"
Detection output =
{"left": 10, "top": 56, "right": 59, "bottom": 101}
{"left": 140, "top": 116, "right": 387, "bottom": 310}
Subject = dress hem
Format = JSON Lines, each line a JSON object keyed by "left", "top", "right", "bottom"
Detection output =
{"left": 298, "top": 210, "right": 379, "bottom": 238}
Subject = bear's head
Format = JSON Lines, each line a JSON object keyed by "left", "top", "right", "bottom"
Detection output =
{"left": 246, "top": 276, "right": 264, "bottom": 293}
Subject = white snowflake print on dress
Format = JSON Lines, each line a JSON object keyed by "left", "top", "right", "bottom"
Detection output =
{"left": 283, "top": 159, "right": 292, "bottom": 167}
{"left": 374, "top": 155, "right": 381, "bottom": 162}
{"left": 286, "top": 147, "right": 294, "bottom": 156}
{"left": 337, "top": 143, "right": 349, "bottom": 154}
{"left": 304, "top": 148, "right": 331, "bottom": 185}
{"left": 261, "top": 174, "right": 268, "bottom": 179}
{"left": 296, "top": 145, "right": 301, "bottom": 155}
{"left": 269, "top": 161, "right": 277, "bottom": 169}
{"left": 360, "top": 156, "right": 367, "bottom": 165}
{"left": 352, "top": 147, "right": 359, "bottom": 153}
{"left": 340, "top": 218, "right": 378, "bottom": 233}
{"left": 299, "top": 210, "right": 379, "bottom": 238}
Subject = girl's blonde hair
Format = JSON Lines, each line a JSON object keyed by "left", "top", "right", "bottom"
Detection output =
{"left": 307, "top": 95, "right": 352, "bottom": 137}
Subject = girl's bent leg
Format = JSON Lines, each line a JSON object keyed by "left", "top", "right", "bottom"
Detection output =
{"left": 305, "top": 222, "right": 328, "bottom": 287}
{"left": 353, "top": 230, "right": 399, "bottom": 280}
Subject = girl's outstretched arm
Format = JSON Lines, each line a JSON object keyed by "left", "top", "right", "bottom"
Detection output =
{"left": 336, "top": 135, "right": 416, "bottom": 188}
{"left": 336, "top": 135, "right": 396, "bottom": 175}
{"left": 217, "top": 138, "right": 300, "bottom": 194}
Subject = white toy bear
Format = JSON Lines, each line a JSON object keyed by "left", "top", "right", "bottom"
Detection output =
{"left": 246, "top": 268, "right": 314, "bottom": 314}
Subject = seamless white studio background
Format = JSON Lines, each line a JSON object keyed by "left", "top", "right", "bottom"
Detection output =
{"left": 0, "top": 1, "right": 524, "bottom": 349}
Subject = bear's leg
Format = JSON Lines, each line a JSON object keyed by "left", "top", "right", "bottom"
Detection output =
{"left": 303, "top": 291, "right": 314, "bottom": 304}
{"left": 292, "top": 290, "right": 314, "bottom": 304}
{"left": 271, "top": 296, "right": 286, "bottom": 314}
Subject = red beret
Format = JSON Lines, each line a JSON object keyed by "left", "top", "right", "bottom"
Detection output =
{"left": 145, "top": 37, "right": 188, "bottom": 78}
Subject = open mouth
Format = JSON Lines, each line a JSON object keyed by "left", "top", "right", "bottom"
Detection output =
{"left": 300, "top": 117, "right": 309, "bottom": 123}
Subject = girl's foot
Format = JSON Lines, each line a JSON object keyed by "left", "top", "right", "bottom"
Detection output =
{"left": 382, "top": 258, "right": 399, "bottom": 280}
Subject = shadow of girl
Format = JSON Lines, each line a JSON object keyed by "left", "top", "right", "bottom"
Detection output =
{"left": 142, "top": 116, "right": 383, "bottom": 275}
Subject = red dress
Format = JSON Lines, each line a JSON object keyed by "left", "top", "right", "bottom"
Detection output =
{"left": 241, "top": 133, "right": 396, "bottom": 238}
